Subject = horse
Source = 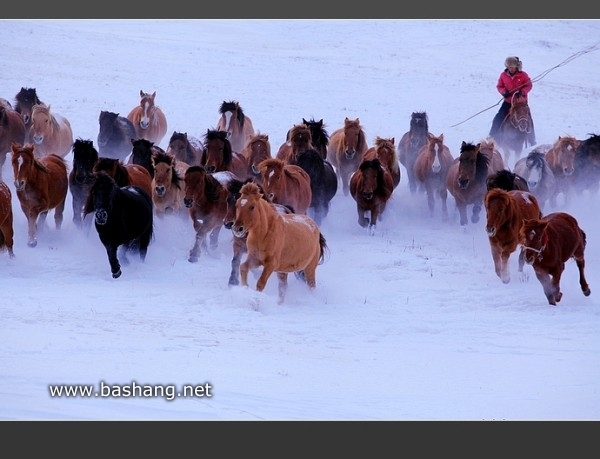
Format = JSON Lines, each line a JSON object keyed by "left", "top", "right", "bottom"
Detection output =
{"left": 276, "top": 123, "right": 312, "bottom": 164}
{"left": 494, "top": 98, "right": 535, "bottom": 168}
{"left": 215, "top": 100, "right": 255, "bottom": 154}
{"left": 398, "top": 111, "right": 430, "bottom": 194}
{"left": 295, "top": 148, "right": 338, "bottom": 226}
{"left": 165, "top": 131, "right": 203, "bottom": 166}
{"left": 150, "top": 150, "right": 189, "bottom": 218}
{"left": 258, "top": 158, "right": 312, "bottom": 215}
{"left": 364, "top": 136, "right": 401, "bottom": 189}
{"left": 486, "top": 169, "right": 529, "bottom": 192}
{"left": 10, "top": 143, "right": 68, "bottom": 247}
{"left": 484, "top": 188, "right": 542, "bottom": 284}
{"left": 413, "top": 133, "right": 454, "bottom": 221}
{"left": 303, "top": 118, "right": 329, "bottom": 160}
{"left": 232, "top": 182, "right": 327, "bottom": 305}
{"left": 69, "top": 138, "right": 99, "bottom": 230}
{"left": 126, "top": 90, "right": 168, "bottom": 146}
{"left": 240, "top": 132, "right": 272, "bottom": 185}
{"left": 0, "top": 180, "right": 15, "bottom": 258}
{"left": 513, "top": 148, "right": 557, "bottom": 210}
{"left": 97, "top": 110, "right": 137, "bottom": 161}
{"left": 573, "top": 133, "right": 600, "bottom": 196}
{"left": 478, "top": 138, "right": 506, "bottom": 172}
{"left": 545, "top": 135, "right": 580, "bottom": 208}
{"left": 29, "top": 104, "right": 73, "bottom": 158}
{"left": 0, "top": 102, "right": 26, "bottom": 180}
{"left": 201, "top": 128, "right": 249, "bottom": 180}
{"left": 183, "top": 166, "right": 236, "bottom": 263}
{"left": 327, "top": 117, "right": 369, "bottom": 196}
{"left": 83, "top": 171, "right": 154, "bottom": 279}
{"left": 349, "top": 157, "right": 395, "bottom": 235}
{"left": 128, "top": 138, "right": 165, "bottom": 179}
{"left": 93, "top": 157, "right": 153, "bottom": 198}
{"left": 14, "top": 87, "right": 42, "bottom": 142}
{"left": 519, "top": 212, "right": 591, "bottom": 306}
{"left": 446, "top": 141, "right": 503, "bottom": 227}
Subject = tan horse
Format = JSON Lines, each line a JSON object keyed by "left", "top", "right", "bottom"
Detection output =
{"left": 216, "top": 100, "right": 255, "bottom": 154}
{"left": 363, "top": 136, "right": 401, "bottom": 189}
{"left": 151, "top": 151, "right": 189, "bottom": 218}
{"left": 545, "top": 135, "right": 581, "bottom": 208}
{"left": 0, "top": 180, "right": 15, "bottom": 258}
{"left": 232, "top": 182, "right": 327, "bottom": 304}
{"left": 258, "top": 158, "right": 312, "bottom": 215}
{"left": 127, "top": 90, "right": 168, "bottom": 146}
{"left": 11, "top": 143, "right": 68, "bottom": 247}
{"left": 29, "top": 104, "right": 73, "bottom": 158}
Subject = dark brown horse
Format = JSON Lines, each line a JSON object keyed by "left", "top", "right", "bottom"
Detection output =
{"left": 215, "top": 100, "right": 255, "bottom": 153}
{"left": 128, "top": 138, "right": 164, "bottom": 179}
{"left": 573, "top": 133, "right": 600, "bottom": 196}
{"left": 97, "top": 110, "right": 137, "bottom": 161}
{"left": 93, "top": 157, "right": 153, "bottom": 198}
{"left": 126, "top": 90, "right": 168, "bottom": 146}
{"left": 240, "top": 132, "right": 271, "bottom": 185}
{"left": 519, "top": 212, "right": 591, "bottom": 305}
{"left": 494, "top": 99, "right": 534, "bottom": 167}
{"left": 69, "top": 138, "right": 99, "bottom": 229}
{"left": 201, "top": 129, "right": 249, "bottom": 180}
{"left": 0, "top": 180, "right": 15, "bottom": 258}
{"left": 0, "top": 101, "right": 26, "bottom": 180}
{"left": 303, "top": 118, "right": 329, "bottom": 160}
{"left": 486, "top": 169, "right": 529, "bottom": 192}
{"left": 398, "top": 111, "right": 430, "bottom": 194}
{"left": 276, "top": 123, "right": 312, "bottom": 164}
{"left": 165, "top": 131, "right": 203, "bottom": 166}
{"left": 364, "top": 136, "right": 401, "bottom": 189}
{"left": 14, "top": 87, "right": 42, "bottom": 142}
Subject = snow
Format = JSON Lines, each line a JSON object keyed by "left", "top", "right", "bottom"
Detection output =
{"left": 1, "top": 19, "right": 599, "bottom": 420}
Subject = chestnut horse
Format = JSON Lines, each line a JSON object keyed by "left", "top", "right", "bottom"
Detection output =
{"left": 151, "top": 151, "right": 189, "bottom": 218}
{"left": 201, "top": 129, "right": 249, "bottom": 180}
{"left": 519, "top": 212, "right": 591, "bottom": 305}
{"left": 69, "top": 138, "right": 99, "bottom": 230}
{"left": 232, "top": 182, "right": 327, "bottom": 305}
{"left": 258, "top": 158, "right": 312, "bottom": 215}
{"left": 413, "top": 133, "right": 454, "bottom": 221}
{"left": 364, "top": 136, "right": 401, "bottom": 189}
{"left": 484, "top": 188, "right": 542, "bottom": 284}
{"left": 0, "top": 101, "right": 26, "bottom": 180}
{"left": 545, "top": 135, "right": 581, "bottom": 208}
{"left": 11, "top": 143, "right": 68, "bottom": 247}
{"left": 215, "top": 100, "right": 255, "bottom": 154}
{"left": 398, "top": 111, "right": 430, "bottom": 194}
{"left": 327, "top": 117, "right": 369, "bottom": 196}
{"left": 29, "top": 104, "right": 73, "bottom": 158}
{"left": 97, "top": 110, "right": 137, "bottom": 161}
{"left": 349, "top": 157, "right": 395, "bottom": 235}
{"left": 165, "top": 131, "right": 203, "bottom": 167}
{"left": 14, "top": 87, "right": 42, "bottom": 142}
{"left": 126, "top": 90, "right": 168, "bottom": 146}
{"left": 494, "top": 98, "right": 535, "bottom": 167}
{"left": 0, "top": 180, "right": 15, "bottom": 258}
{"left": 240, "top": 132, "right": 271, "bottom": 185}
{"left": 276, "top": 123, "right": 312, "bottom": 164}
{"left": 93, "top": 157, "right": 153, "bottom": 198}
{"left": 513, "top": 149, "right": 556, "bottom": 210}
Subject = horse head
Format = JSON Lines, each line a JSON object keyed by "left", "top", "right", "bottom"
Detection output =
{"left": 342, "top": 117, "right": 363, "bottom": 159}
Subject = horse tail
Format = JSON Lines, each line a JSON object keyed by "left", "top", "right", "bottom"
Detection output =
{"left": 318, "top": 231, "right": 329, "bottom": 265}
{"left": 581, "top": 229, "right": 587, "bottom": 249}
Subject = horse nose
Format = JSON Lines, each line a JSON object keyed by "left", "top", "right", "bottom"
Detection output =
{"left": 155, "top": 186, "right": 165, "bottom": 197}
{"left": 183, "top": 198, "right": 193, "bottom": 208}
{"left": 32, "top": 134, "right": 43, "bottom": 144}
{"left": 563, "top": 167, "right": 574, "bottom": 175}
{"left": 95, "top": 209, "right": 108, "bottom": 225}
{"left": 362, "top": 191, "right": 374, "bottom": 200}
{"left": 223, "top": 219, "right": 233, "bottom": 229}
{"left": 205, "top": 165, "right": 216, "bottom": 173}
{"left": 23, "top": 115, "right": 30, "bottom": 124}
{"left": 458, "top": 178, "right": 469, "bottom": 189}
{"left": 486, "top": 226, "right": 496, "bottom": 237}
{"left": 345, "top": 149, "right": 356, "bottom": 159}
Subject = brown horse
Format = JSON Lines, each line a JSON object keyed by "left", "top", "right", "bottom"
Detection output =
{"left": 0, "top": 180, "right": 15, "bottom": 258}
{"left": 215, "top": 100, "right": 255, "bottom": 153}
{"left": 0, "top": 102, "right": 26, "bottom": 180}
{"left": 413, "top": 133, "right": 454, "bottom": 221}
{"left": 93, "top": 157, "right": 153, "bottom": 198}
{"left": 151, "top": 151, "right": 189, "bottom": 218}
{"left": 183, "top": 166, "right": 235, "bottom": 263}
{"left": 574, "top": 133, "right": 600, "bottom": 196}
{"left": 446, "top": 141, "right": 503, "bottom": 227}
{"left": 519, "top": 212, "right": 591, "bottom": 305}
{"left": 545, "top": 135, "right": 580, "bottom": 208}
{"left": 349, "top": 157, "right": 395, "bottom": 235}
{"left": 276, "top": 123, "right": 312, "bottom": 164}
{"left": 478, "top": 138, "right": 506, "bottom": 172}
{"left": 494, "top": 98, "right": 534, "bottom": 167}
{"left": 127, "top": 90, "right": 168, "bottom": 146}
{"left": 11, "top": 143, "right": 68, "bottom": 247}
{"left": 484, "top": 188, "right": 542, "bottom": 284}
{"left": 398, "top": 111, "right": 430, "bottom": 194}
{"left": 258, "top": 158, "right": 312, "bottom": 215}
{"left": 327, "top": 117, "right": 369, "bottom": 196}
{"left": 240, "top": 132, "right": 271, "bottom": 185}
{"left": 29, "top": 104, "right": 74, "bottom": 158}
{"left": 201, "top": 129, "right": 249, "bottom": 180}
{"left": 14, "top": 87, "right": 42, "bottom": 142}
{"left": 232, "top": 182, "right": 327, "bottom": 304}
{"left": 165, "top": 131, "right": 203, "bottom": 166}
{"left": 364, "top": 136, "right": 401, "bottom": 189}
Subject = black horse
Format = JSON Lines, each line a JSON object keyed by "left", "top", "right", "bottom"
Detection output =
{"left": 84, "top": 171, "right": 154, "bottom": 278}
{"left": 303, "top": 118, "right": 329, "bottom": 160}
{"left": 574, "top": 133, "right": 600, "bottom": 195}
{"left": 69, "top": 138, "right": 99, "bottom": 230}
{"left": 295, "top": 148, "right": 338, "bottom": 226}
{"left": 129, "top": 138, "right": 163, "bottom": 179}
{"left": 14, "top": 87, "right": 42, "bottom": 140}
{"left": 97, "top": 110, "right": 137, "bottom": 161}
{"left": 486, "top": 168, "right": 529, "bottom": 192}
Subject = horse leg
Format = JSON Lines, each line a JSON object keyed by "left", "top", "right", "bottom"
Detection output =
{"left": 533, "top": 266, "right": 557, "bottom": 305}
{"left": 240, "top": 256, "right": 261, "bottom": 287}
{"left": 439, "top": 187, "right": 448, "bottom": 222}
{"left": 209, "top": 226, "right": 221, "bottom": 251}
{"left": 549, "top": 264, "right": 565, "bottom": 303}
{"left": 276, "top": 272, "right": 288, "bottom": 305}
{"left": 426, "top": 187, "right": 435, "bottom": 217}
{"left": 471, "top": 203, "right": 482, "bottom": 224}
{"left": 54, "top": 199, "right": 66, "bottom": 230}
{"left": 228, "top": 239, "right": 246, "bottom": 286}
{"left": 256, "top": 263, "right": 275, "bottom": 293}
{"left": 574, "top": 255, "right": 591, "bottom": 296}
{"left": 188, "top": 230, "right": 203, "bottom": 263}
{"left": 457, "top": 203, "right": 468, "bottom": 226}
{"left": 490, "top": 244, "right": 503, "bottom": 281}
{"left": 500, "top": 249, "right": 511, "bottom": 284}
{"left": 356, "top": 203, "right": 369, "bottom": 228}
{"left": 26, "top": 211, "right": 39, "bottom": 247}
{"left": 105, "top": 243, "right": 122, "bottom": 278}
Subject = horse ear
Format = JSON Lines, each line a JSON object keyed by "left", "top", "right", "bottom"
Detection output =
{"left": 140, "top": 90, "right": 144, "bottom": 97}
{"left": 461, "top": 141, "right": 467, "bottom": 148}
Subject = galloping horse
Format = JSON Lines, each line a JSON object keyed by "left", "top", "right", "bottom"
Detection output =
{"left": 69, "top": 138, "right": 99, "bottom": 229}
{"left": 398, "top": 111, "right": 430, "bottom": 194}
{"left": 478, "top": 138, "right": 506, "bottom": 172}
{"left": 29, "top": 104, "right": 73, "bottom": 158}
{"left": 151, "top": 151, "right": 188, "bottom": 218}
{"left": 413, "top": 133, "right": 454, "bottom": 220}
{"left": 11, "top": 143, "right": 68, "bottom": 247}
{"left": 258, "top": 158, "right": 312, "bottom": 215}
{"left": 327, "top": 117, "right": 369, "bottom": 196}
{"left": 573, "top": 133, "right": 600, "bottom": 196}
{"left": 519, "top": 212, "right": 591, "bottom": 305}
{"left": 0, "top": 101, "right": 26, "bottom": 179}
{"left": 232, "top": 182, "right": 327, "bottom": 305}
{"left": 216, "top": 100, "right": 255, "bottom": 153}
{"left": 364, "top": 136, "right": 401, "bottom": 189}
{"left": 126, "top": 90, "right": 168, "bottom": 146}
{"left": 303, "top": 118, "right": 329, "bottom": 160}
{"left": 494, "top": 97, "right": 534, "bottom": 167}
{"left": 0, "top": 180, "right": 15, "bottom": 258}
{"left": 129, "top": 138, "right": 164, "bottom": 179}
{"left": 97, "top": 110, "right": 137, "bottom": 161}
{"left": 513, "top": 148, "right": 556, "bottom": 210}
{"left": 14, "top": 87, "right": 42, "bottom": 142}
{"left": 83, "top": 171, "right": 154, "bottom": 279}
{"left": 201, "top": 129, "right": 249, "bottom": 180}
{"left": 276, "top": 123, "right": 312, "bottom": 164}
{"left": 240, "top": 132, "right": 271, "bottom": 184}
{"left": 165, "top": 131, "right": 203, "bottom": 166}
{"left": 486, "top": 169, "right": 529, "bottom": 192}
{"left": 93, "top": 157, "right": 153, "bottom": 198}
{"left": 545, "top": 135, "right": 580, "bottom": 208}
{"left": 484, "top": 188, "right": 542, "bottom": 284}
{"left": 349, "top": 157, "right": 395, "bottom": 235}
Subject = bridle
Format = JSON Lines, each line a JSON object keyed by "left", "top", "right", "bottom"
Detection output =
{"left": 521, "top": 231, "right": 547, "bottom": 261}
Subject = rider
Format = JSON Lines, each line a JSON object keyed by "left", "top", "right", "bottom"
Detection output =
{"left": 489, "top": 56, "right": 536, "bottom": 146}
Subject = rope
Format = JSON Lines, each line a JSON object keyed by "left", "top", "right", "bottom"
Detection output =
{"left": 449, "top": 41, "right": 600, "bottom": 128}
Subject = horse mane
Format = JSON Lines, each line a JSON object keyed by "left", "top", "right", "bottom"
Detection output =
{"left": 410, "top": 111, "right": 428, "bottom": 130}
{"left": 14, "top": 87, "right": 42, "bottom": 111}
{"left": 188, "top": 165, "right": 223, "bottom": 202}
{"left": 303, "top": 118, "right": 329, "bottom": 148}
{"left": 0, "top": 106, "right": 9, "bottom": 125}
{"left": 525, "top": 150, "right": 546, "bottom": 170}
{"left": 219, "top": 100, "right": 246, "bottom": 128}
{"left": 204, "top": 129, "right": 233, "bottom": 166}
{"left": 73, "top": 138, "right": 99, "bottom": 159}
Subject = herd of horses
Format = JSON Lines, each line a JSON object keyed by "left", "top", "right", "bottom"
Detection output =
{"left": 1, "top": 88, "right": 599, "bottom": 306}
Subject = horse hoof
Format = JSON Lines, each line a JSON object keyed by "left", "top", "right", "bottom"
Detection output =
{"left": 28, "top": 240, "right": 37, "bottom": 248}
{"left": 188, "top": 256, "right": 198, "bottom": 263}
{"left": 583, "top": 287, "right": 591, "bottom": 296}
{"left": 112, "top": 270, "right": 122, "bottom": 279}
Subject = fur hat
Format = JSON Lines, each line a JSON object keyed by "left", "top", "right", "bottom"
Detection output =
{"left": 505, "top": 56, "right": 522, "bottom": 71}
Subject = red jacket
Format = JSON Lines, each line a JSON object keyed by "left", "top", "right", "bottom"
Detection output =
{"left": 496, "top": 69, "right": 533, "bottom": 103}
